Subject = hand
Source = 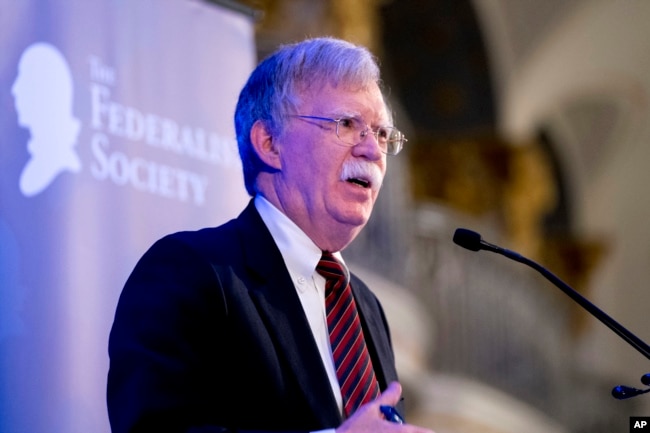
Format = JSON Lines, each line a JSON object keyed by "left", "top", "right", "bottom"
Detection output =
{"left": 335, "top": 382, "right": 435, "bottom": 433}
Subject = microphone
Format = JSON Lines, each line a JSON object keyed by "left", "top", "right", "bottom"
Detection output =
{"left": 453, "top": 228, "right": 650, "bottom": 399}
{"left": 643, "top": 373, "right": 650, "bottom": 386}
{"left": 612, "top": 384, "right": 650, "bottom": 399}
{"left": 612, "top": 373, "right": 650, "bottom": 399}
{"left": 453, "top": 228, "right": 515, "bottom": 255}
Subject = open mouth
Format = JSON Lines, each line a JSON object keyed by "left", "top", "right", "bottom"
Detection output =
{"left": 346, "top": 177, "right": 370, "bottom": 188}
{"left": 340, "top": 160, "right": 382, "bottom": 190}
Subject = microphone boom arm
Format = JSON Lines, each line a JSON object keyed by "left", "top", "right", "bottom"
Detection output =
{"left": 486, "top": 241, "right": 650, "bottom": 362}
{"left": 453, "top": 228, "right": 650, "bottom": 399}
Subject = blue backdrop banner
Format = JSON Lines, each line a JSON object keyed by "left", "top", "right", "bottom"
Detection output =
{"left": 0, "top": 1, "right": 254, "bottom": 431}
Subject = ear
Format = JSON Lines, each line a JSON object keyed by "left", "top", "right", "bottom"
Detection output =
{"left": 250, "top": 119, "right": 282, "bottom": 170}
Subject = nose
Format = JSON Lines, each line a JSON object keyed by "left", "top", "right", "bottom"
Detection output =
{"left": 353, "top": 128, "right": 384, "bottom": 160}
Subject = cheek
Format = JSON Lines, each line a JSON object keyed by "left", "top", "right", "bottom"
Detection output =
{"left": 283, "top": 154, "right": 329, "bottom": 197}
{"left": 307, "top": 146, "right": 345, "bottom": 180}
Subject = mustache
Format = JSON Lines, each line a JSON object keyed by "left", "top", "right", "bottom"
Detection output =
{"left": 339, "top": 159, "right": 384, "bottom": 190}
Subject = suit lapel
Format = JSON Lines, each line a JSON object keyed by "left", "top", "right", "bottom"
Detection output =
{"left": 235, "top": 202, "right": 342, "bottom": 426}
{"left": 350, "top": 274, "right": 398, "bottom": 391}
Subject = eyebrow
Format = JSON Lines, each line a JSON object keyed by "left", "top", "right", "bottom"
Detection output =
{"left": 325, "top": 110, "right": 358, "bottom": 119}
{"left": 327, "top": 111, "right": 392, "bottom": 127}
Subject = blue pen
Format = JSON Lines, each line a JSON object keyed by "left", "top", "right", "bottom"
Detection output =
{"left": 379, "top": 405, "right": 404, "bottom": 424}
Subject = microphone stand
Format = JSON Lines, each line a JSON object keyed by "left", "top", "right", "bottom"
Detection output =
{"left": 453, "top": 228, "right": 650, "bottom": 399}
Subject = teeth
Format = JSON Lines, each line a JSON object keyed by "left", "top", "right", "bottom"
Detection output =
{"left": 347, "top": 178, "right": 369, "bottom": 188}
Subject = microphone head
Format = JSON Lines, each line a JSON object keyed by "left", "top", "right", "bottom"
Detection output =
{"left": 641, "top": 373, "right": 650, "bottom": 386}
{"left": 453, "top": 228, "right": 483, "bottom": 251}
{"left": 612, "top": 385, "right": 646, "bottom": 399}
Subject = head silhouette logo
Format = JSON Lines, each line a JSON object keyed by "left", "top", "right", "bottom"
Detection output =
{"left": 12, "top": 43, "right": 81, "bottom": 197}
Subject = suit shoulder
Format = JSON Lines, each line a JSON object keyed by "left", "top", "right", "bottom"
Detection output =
{"left": 151, "top": 218, "right": 243, "bottom": 264}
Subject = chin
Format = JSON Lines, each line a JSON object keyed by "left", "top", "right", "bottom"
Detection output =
{"left": 338, "top": 206, "right": 373, "bottom": 228}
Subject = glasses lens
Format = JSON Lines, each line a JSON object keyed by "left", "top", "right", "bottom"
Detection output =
{"left": 382, "top": 127, "right": 404, "bottom": 155}
{"left": 386, "top": 140, "right": 401, "bottom": 155}
{"left": 335, "top": 118, "right": 405, "bottom": 155}
{"left": 335, "top": 117, "right": 361, "bottom": 146}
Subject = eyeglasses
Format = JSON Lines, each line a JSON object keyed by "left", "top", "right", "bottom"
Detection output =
{"left": 292, "top": 115, "right": 407, "bottom": 155}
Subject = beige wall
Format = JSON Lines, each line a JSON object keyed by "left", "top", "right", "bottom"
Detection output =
{"left": 476, "top": 0, "right": 650, "bottom": 405}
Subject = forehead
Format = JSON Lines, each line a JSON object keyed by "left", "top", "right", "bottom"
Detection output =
{"left": 298, "top": 81, "right": 389, "bottom": 121}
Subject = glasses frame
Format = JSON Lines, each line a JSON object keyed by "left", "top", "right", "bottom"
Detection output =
{"left": 291, "top": 114, "right": 407, "bottom": 155}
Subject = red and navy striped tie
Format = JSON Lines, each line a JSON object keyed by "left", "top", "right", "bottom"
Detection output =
{"left": 317, "top": 251, "right": 381, "bottom": 417}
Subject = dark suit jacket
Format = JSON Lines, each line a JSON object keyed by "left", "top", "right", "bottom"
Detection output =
{"left": 107, "top": 200, "right": 400, "bottom": 433}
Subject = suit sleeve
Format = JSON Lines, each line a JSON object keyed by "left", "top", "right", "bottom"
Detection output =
{"left": 107, "top": 235, "right": 226, "bottom": 432}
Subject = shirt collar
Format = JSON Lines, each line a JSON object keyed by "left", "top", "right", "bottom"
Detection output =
{"left": 255, "top": 195, "right": 329, "bottom": 277}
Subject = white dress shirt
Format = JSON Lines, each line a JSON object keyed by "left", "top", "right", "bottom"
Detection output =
{"left": 254, "top": 195, "right": 344, "bottom": 431}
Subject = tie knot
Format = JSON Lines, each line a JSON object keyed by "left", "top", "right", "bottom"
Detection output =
{"left": 316, "top": 252, "right": 349, "bottom": 294}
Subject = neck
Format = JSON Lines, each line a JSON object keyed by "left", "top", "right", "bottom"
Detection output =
{"left": 255, "top": 190, "right": 361, "bottom": 253}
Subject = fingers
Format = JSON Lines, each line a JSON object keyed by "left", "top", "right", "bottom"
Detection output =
{"left": 336, "top": 382, "right": 437, "bottom": 433}
{"left": 376, "top": 381, "right": 402, "bottom": 407}
{"left": 376, "top": 383, "right": 437, "bottom": 433}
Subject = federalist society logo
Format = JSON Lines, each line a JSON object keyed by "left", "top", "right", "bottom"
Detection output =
{"left": 12, "top": 43, "right": 82, "bottom": 197}
{"left": 12, "top": 42, "right": 240, "bottom": 204}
